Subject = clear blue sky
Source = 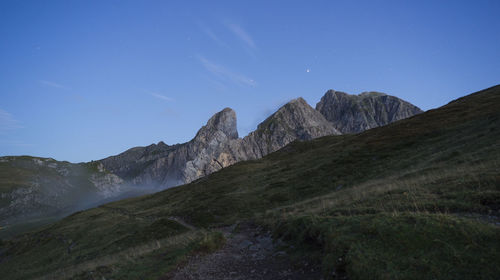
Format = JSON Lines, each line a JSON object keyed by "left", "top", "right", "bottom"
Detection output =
{"left": 1, "top": 0, "right": 499, "bottom": 162}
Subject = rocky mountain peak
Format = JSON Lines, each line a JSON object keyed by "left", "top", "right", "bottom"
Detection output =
{"left": 239, "top": 97, "right": 340, "bottom": 159}
{"left": 359, "top": 91, "right": 387, "bottom": 98}
{"left": 286, "top": 97, "right": 307, "bottom": 105}
{"left": 99, "top": 88, "right": 422, "bottom": 189}
{"left": 258, "top": 97, "right": 322, "bottom": 130}
{"left": 316, "top": 90, "right": 423, "bottom": 134}
{"left": 324, "top": 89, "right": 349, "bottom": 97}
{"left": 195, "top": 107, "right": 238, "bottom": 141}
{"left": 157, "top": 141, "right": 168, "bottom": 147}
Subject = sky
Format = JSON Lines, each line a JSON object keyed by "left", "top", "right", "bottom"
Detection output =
{"left": 1, "top": 0, "right": 499, "bottom": 163}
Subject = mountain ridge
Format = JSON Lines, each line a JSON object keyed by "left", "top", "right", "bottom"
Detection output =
{"left": 99, "top": 90, "right": 420, "bottom": 187}
{"left": 316, "top": 89, "right": 423, "bottom": 133}
{"left": 0, "top": 84, "right": 497, "bottom": 279}
{"left": 0, "top": 89, "right": 422, "bottom": 236}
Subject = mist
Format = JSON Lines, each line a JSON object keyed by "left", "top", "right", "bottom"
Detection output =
{"left": 0, "top": 179, "right": 180, "bottom": 240}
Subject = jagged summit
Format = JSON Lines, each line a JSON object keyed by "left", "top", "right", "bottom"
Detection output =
{"left": 98, "top": 91, "right": 422, "bottom": 187}
{"left": 316, "top": 89, "right": 423, "bottom": 134}
{"left": 322, "top": 89, "right": 388, "bottom": 99}
{"left": 323, "top": 89, "right": 348, "bottom": 96}
{"left": 157, "top": 141, "right": 168, "bottom": 147}
{"left": 286, "top": 97, "right": 308, "bottom": 104}
{"left": 359, "top": 91, "right": 387, "bottom": 97}
{"left": 195, "top": 108, "right": 238, "bottom": 141}
{"left": 233, "top": 97, "right": 340, "bottom": 160}
{"left": 257, "top": 97, "right": 339, "bottom": 137}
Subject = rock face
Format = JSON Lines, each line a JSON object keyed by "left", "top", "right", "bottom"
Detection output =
{"left": 233, "top": 98, "right": 340, "bottom": 160}
{"left": 100, "top": 92, "right": 422, "bottom": 188}
{"left": 99, "top": 100, "right": 339, "bottom": 186}
{"left": 99, "top": 108, "right": 241, "bottom": 187}
{"left": 316, "top": 90, "right": 423, "bottom": 134}
{"left": 181, "top": 108, "right": 240, "bottom": 184}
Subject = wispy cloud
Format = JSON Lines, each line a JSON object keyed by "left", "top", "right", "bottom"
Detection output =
{"left": 39, "top": 80, "right": 67, "bottom": 89}
{"left": 0, "top": 139, "right": 33, "bottom": 147}
{"left": 39, "top": 80, "right": 85, "bottom": 102}
{"left": 204, "top": 76, "right": 229, "bottom": 92}
{"left": 198, "top": 56, "right": 256, "bottom": 87}
{"left": 0, "top": 109, "right": 23, "bottom": 134}
{"left": 226, "top": 23, "right": 256, "bottom": 49}
{"left": 198, "top": 22, "right": 228, "bottom": 47}
{"left": 150, "top": 92, "right": 174, "bottom": 102}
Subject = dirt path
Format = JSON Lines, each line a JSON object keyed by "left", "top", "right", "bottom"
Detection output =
{"left": 166, "top": 223, "right": 324, "bottom": 280}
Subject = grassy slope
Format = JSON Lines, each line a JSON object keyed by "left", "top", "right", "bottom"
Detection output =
{"left": 0, "top": 85, "right": 499, "bottom": 279}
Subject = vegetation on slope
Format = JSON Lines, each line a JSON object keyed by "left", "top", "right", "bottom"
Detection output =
{"left": 0, "top": 85, "right": 499, "bottom": 279}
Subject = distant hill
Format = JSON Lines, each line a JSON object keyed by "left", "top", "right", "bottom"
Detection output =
{"left": 0, "top": 85, "right": 497, "bottom": 279}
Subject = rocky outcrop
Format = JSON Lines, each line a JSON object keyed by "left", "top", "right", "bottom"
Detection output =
{"left": 100, "top": 99, "right": 340, "bottom": 187}
{"left": 100, "top": 92, "right": 422, "bottom": 188}
{"left": 89, "top": 162, "right": 125, "bottom": 198}
{"left": 233, "top": 98, "right": 340, "bottom": 160}
{"left": 99, "top": 108, "right": 241, "bottom": 186}
{"left": 181, "top": 108, "right": 240, "bottom": 183}
{"left": 316, "top": 90, "right": 423, "bottom": 133}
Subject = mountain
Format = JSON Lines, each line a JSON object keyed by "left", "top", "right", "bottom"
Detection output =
{"left": 99, "top": 108, "right": 240, "bottom": 188}
{"left": 233, "top": 97, "right": 340, "bottom": 160}
{"left": 1, "top": 85, "right": 497, "bottom": 280}
{"left": 316, "top": 90, "right": 423, "bottom": 133}
{"left": 99, "top": 97, "right": 340, "bottom": 187}
{"left": 0, "top": 89, "right": 421, "bottom": 238}
{"left": 0, "top": 99, "right": 337, "bottom": 234}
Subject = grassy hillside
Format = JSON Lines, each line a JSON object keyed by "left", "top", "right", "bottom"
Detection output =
{"left": 0, "top": 85, "right": 499, "bottom": 279}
